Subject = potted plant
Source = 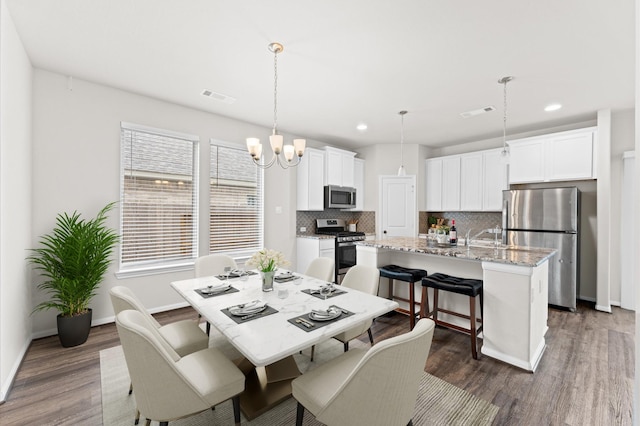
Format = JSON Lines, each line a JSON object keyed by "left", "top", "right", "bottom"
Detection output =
{"left": 28, "top": 202, "right": 119, "bottom": 347}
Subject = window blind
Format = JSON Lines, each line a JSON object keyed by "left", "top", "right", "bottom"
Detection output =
{"left": 209, "top": 140, "right": 263, "bottom": 256}
{"left": 120, "top": 122, "right": 199, "bottom": 270}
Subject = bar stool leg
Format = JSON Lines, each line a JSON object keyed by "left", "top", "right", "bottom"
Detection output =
{"left": 432, "top": 289, "right": 439, "bottom": 325}
{"left": 420, "top": 286, "right": 430, "bottom": 319}
{"left": 469, "top": 295, "right": 478, "bottom": 359}
{"left": 409, "top": 281, "right": 416, "bottom": 330}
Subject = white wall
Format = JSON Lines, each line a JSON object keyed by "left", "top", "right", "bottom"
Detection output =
{"left": 0, "top": 0, "right": 33, "bottom": 401}
{"left": 30, "top": 69, "right": 307, "bottom": 336}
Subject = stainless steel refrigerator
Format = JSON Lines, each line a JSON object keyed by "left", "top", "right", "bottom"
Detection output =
{"left": 502, "top": 187, "right": 579, "bottom": 311}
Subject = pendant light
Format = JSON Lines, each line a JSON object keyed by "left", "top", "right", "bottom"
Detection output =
{"left": 246, "top": 42, "right": 306, "bottom": 169}
{"left": 397, "top": 110, "right": 408, "bottom": 176}
{"left": 498, "top": 76, "right": 513, "bottom": 163}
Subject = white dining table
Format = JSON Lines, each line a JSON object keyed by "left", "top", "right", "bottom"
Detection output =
{"left": 170, "top": 269, "right": 398, "bottom": 419}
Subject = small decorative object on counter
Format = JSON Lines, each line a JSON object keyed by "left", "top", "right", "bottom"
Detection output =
{"left": 246, "top": 248, "right": 290, "bottom": 292}
{"left": 449, "top": 219, "right": 457, "bottom": 246}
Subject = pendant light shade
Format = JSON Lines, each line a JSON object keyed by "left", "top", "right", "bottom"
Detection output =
{"left": 397, "top": 110, "right": 408, "bottom": 176}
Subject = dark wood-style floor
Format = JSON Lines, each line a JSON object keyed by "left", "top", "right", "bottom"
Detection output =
{"left": 0, "top": 300, "right": 633, "bottom": 425}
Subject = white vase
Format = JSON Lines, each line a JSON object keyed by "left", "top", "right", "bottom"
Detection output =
{"left": 261, "top": 271, "right": 275, "bottom": 292}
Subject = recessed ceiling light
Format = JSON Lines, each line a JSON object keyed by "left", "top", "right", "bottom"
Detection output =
{"left": 460, "top": 105, "right": 496, "bottom": 118}
{"left": 201, "top": 89, "right": 236, "bottom": 104}
{"left": 356, "top": 123, "right": 368, "bottom": 131}
{"left": 544, "top": 103, "right": 562, "bottom": 112}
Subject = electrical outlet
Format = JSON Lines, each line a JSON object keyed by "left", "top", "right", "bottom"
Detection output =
{"left": 300, "top": 227, "right": 307, "bottom": 232}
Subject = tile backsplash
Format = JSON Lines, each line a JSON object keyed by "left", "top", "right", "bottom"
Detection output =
{"left": 419, "top": 211, "right": 502, "bottom": 237}
{"left": 297, "top": 211, "right": 375, "bottom": 235}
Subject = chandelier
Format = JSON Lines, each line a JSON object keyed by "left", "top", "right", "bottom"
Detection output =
{"left": 498, "top": 76, "right": 513, "bottom": 162}
{"left": 246, "top": 42, "right": 305, "bottom": 169}
{"left": 397, "top": 110, "right": 408, "bottom": 176}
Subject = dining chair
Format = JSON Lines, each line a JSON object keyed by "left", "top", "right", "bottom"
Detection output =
{"left": 292, "top": 317, "right": 436, "bottom": 426}
{"left": 110, "top": 286, "right": 208, "bottom": 357}
{"left": 194, "top": 254, "right": 238, "bottom": 335}
{"left": 305, "top": 257, "right": 335, "bottom": 283}
{"left": 332, "top": 265, "right": 380, "bottom": 351}
{"left": 303, "top": 257, "right": 336, "bottom": 361}
{"left": 115, "top": 310, "right": 245, "bottom": 426}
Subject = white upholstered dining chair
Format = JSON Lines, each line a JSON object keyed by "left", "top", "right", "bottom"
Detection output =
{"left": 305, "top": 256, "right": 335, "bottom": 283}
{"left": 115, "top": 310, "right": 245, "bottom": 426}
{"left": 110, "top": 286, "right": 208, "bottom": 357}
{"left": 292, "top": 318, "right": 436, "bottom": 426}
{"left": 194, "top": 254, "right": 238, "bottom": 335}
{"left": 332, "top": 264, "right": 380, "bottom": 351}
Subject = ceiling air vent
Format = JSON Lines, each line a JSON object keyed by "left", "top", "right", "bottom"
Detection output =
{"left": 201, "top": 89, "right": 236, "bottom": 104}
{"left": 460, "top": 105, "right": 495, "bottom": 118}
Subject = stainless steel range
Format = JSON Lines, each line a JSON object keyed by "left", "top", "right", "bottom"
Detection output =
{"left": 316, "top": 219, "right": 366, "bottom": 283}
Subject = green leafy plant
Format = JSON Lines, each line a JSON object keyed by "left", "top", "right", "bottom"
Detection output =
{"left": 28, "top": 202, "right": 119, "bottom": 317}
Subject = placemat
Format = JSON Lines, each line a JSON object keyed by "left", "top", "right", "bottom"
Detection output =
{"left": 301, "top": 288, "right": 347, "bottom": 299}
{"left": 195, "top": 286, "right": 239, "bottom": 298}
{"left": 274, "top": 274, "right": 301, "bottom": 283}
{"left": 287, "top": 305, "right": 354, "bottom": 332}
{"left": 215, "top": 270, "right": 257, "bottom": 280}
{"left": 221, "top": 305, "right": 279, "bottom": 324}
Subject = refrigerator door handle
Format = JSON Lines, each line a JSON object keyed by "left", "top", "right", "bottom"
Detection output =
{"left": 502, "top": 198, "right": 508, "bottom": 244}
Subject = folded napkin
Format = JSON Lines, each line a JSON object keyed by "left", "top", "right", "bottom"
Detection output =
{"left": 229, "top": 300, "right": 267, "bottom": 315}
{"left": 201, "top": 283, "right": 231, "bottom": 294}
{"left": 310, "top": 307, "right": 340, "bottom": 318}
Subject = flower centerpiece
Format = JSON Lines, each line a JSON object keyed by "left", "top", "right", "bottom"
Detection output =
{"left": 246, "top": 248, "right": 290, "bottom": 292}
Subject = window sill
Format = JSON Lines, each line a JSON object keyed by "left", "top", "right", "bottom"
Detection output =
{"left": 115, "top": 262, "right": 194, "bottom": 279}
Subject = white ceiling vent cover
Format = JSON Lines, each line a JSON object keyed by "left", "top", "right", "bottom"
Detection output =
{"left": 460, "top": 105, "right": 495, "bottom": 118}
{"left": 201, "top": 89, "right": 236, "bottom": 104}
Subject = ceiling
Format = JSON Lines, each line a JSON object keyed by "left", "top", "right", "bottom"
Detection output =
{"left": 6, "top": 0, "right": 635, "bottom": 150}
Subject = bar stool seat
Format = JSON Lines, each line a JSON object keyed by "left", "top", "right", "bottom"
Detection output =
{"left": 379, "top": 265, "right": 427, "bottom": 329}
{"left": 420, "top": 273, "right": 483, "bottom": 359}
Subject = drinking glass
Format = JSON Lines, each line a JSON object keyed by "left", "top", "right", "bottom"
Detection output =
{"left": 319, "top": 285, "right": 332, "bottom": 300}
{"left": 277, "top": 284, "right": 289, "bottom": 299}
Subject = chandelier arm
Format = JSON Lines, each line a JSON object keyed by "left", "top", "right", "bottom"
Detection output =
{"left": 252, "top": 153, "right": 277, "bottom": 169}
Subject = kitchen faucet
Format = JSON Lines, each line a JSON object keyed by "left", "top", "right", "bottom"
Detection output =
{"left": 465, "top": 226, "right": 502, "bottom": 247}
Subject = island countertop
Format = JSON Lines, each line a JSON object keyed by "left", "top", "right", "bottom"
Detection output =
{"left": 357, "top": 237, "right": 555, "bottom": 267}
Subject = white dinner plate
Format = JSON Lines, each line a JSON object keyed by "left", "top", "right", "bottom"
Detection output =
{"left": 309, "top": 308, "right": 341, "bottom": 322}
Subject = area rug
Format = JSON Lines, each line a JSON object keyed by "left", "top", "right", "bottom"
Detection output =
{"left": 101, "top": 341, "right": 498, "bottom": 426}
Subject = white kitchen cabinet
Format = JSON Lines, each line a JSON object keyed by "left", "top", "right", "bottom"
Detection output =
{"left": 508, "top": 127, "right": 597, "bottom": 184}
{"left": 296, "top": 148, "right": 325, "bottom": 211}
{"left": 482, "top": 149, "right": 509, "bottom": 211}
{"left": 348, "top": 158, "right": 365, "bottom": 211}
{"left": 460, "top": 152, "right": 483, "bottom": 211}
{"left": 296, "top": 237, "right": 335, "bottom": 274}
{"left": 426, "top": 149, "right": 506, "bottom": 212}
{"left": 324, "top": 146, "right": 356, "bottom": 187}
{"left": 425, "top": 158, "right": 443, "bottom": 211}
{"left": 441, "top": 156, "right": 461, "bottom": 211}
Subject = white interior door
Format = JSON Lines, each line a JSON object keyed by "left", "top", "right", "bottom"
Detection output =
{"left": 379, "top": 175, "right": 416, "bottom": 239}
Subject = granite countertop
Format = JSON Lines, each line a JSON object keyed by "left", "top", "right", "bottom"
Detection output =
{"left": 296, "top": 234, "right": 335, "bottom": 240}
{"left": 357, "top": 237, "right": 556, "bottom": 267}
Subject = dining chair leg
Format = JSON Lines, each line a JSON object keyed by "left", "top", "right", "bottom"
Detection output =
{"left": 296, "top": 402, "right": 305, "bottom": 426}
{"left": 206, "top": 321, "right": 211, "bottom": 336}
{"left": 407, "top": 420, "right": 414, "bottom": 426}
{"left": 232, "top": 395, "right": 241, "bottom": 426}
{"left": 128, "top": 382, "right": 133, "bottom": 395}
{"left": 310, "top": 344, "right": 315, "bottom": 362}
{"left": 144, "top": 419, "right": 151, "bottom": 426}
{"left": 134, "top": 409, "right": 140, "bottom": 425}
{"left": 367, "top": 328, "right": 374, "bottom": 345}
{"left": 343, "top": 342, "right": 349, "bottom": 352}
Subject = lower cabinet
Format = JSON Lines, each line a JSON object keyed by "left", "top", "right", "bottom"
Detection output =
{"left": 296, "top": 237, "right": 335, "bottom": 274}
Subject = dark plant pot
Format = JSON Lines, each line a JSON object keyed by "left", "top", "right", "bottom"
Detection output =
{"left": 57, "top": 309, "right": 92, "bottom": 348}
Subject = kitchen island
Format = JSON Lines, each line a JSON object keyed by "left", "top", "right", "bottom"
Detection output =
{"left": 357, "top": 237, "right": 556, "bottom": 372}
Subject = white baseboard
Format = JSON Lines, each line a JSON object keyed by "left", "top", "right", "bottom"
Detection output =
{"left": 0, "top": 337, "right": 31, "bottom": 403}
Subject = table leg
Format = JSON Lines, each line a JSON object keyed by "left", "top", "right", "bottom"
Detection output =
{"left": 235, "top": 356, "right": 301, "bottom": 420}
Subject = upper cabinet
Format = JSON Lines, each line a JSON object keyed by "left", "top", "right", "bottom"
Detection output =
{"left": 425, "top": 148, "right": 507, "bottom": 212}
{"left": 324, "top": 147, "right": 356, "bottom": 187}
{"left": 508, "top": 127, "right": 597, "bottom": 184}
{"left": 347, "top": 158, "right": 365, "bottom": 211}
{"left": 296, "top": 147, "right": 325, "bottom": 211}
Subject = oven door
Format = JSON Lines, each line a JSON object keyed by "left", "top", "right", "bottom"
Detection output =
{"left": 336, "top": 241, "right": 357, "bottom": 282}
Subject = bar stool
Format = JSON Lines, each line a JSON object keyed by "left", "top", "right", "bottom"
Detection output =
{"left": 420, "top": 273, "right": 483, "bottom": 359}
{"left": 379, "top": 265, "right": 428, "bottom": 329}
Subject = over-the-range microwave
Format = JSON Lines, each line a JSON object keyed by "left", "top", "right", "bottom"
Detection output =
{"left": 324, "top": 185, "right": 356, "bottom": 209}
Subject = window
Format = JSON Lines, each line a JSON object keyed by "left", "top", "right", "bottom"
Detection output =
{"left": 209, "top": 140, "right": 263, "bottom": 257}
{"left": 119, "top": 122, "right": 199, "bottom": 273}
